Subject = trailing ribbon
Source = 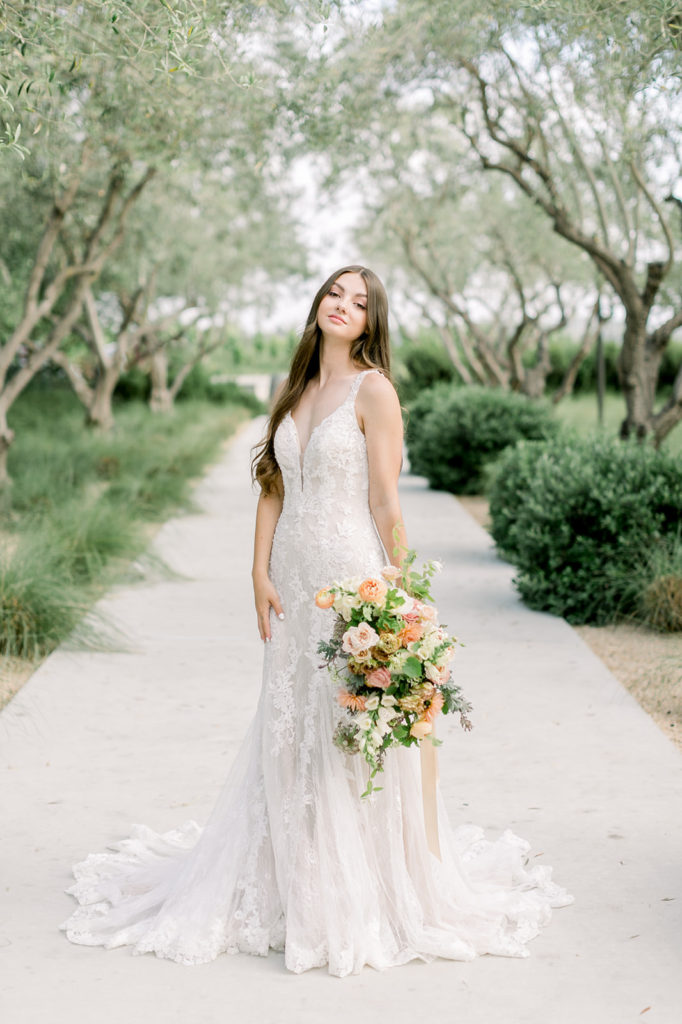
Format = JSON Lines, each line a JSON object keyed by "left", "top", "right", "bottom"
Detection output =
{"left": 420, "top": 725, "right": 441, "bottom": 860}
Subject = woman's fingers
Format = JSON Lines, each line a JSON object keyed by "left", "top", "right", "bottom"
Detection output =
{"left": 254, "top": 580, "right": 284, "bottom": 642}
{"left": 271, "top": 590, "right": 284, "bottom": 620}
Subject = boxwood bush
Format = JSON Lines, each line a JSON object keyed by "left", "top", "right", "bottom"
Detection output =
{"left": 488, "top": 435, "right": 682, "bottom": 625}
{"left": 405, "top": 385, "right": 558, "bottom": 494}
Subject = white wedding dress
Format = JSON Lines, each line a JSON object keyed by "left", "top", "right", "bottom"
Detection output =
{"left": 60, "top": 368, "right": 572, "bottom": 976}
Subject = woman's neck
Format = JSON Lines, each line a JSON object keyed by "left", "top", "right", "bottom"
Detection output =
{"left": 317, "top": 337, "right": 360, "bottom": 386}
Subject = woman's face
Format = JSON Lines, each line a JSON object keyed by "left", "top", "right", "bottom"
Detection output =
{"left": 316, "top": 272, "right": 368, "bottom": 345}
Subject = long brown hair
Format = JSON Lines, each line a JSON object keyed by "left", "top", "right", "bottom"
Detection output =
{"left": 251, "top": 265, "right": 392, "bottom": 496}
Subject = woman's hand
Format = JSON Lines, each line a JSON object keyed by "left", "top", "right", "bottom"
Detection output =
{"left": 252, "top": 572, "right": 284, "bottom": 643}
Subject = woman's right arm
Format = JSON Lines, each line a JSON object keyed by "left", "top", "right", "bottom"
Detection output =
{"left": 252, "top": 482, "right": 285, "bottom": 643}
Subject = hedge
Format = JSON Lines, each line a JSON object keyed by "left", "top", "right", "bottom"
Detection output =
{"left": 405, "top": 385, "right": 558, "bottom": 494}
{"left": 488, "top": 435, "right": 682, "bottom": 625}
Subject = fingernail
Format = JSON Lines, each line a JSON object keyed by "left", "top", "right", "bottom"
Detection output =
{"left": 278, "top": 612, "right": 285, "bottom": 620}
{"left": 264, "top": 636, "right": 271, "bottom": 643}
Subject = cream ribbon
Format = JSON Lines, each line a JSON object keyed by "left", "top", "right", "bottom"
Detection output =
{"left": 420, "top": 725, "right": 441, "bottom": 860}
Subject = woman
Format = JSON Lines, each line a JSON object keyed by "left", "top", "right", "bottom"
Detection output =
{"left": 61, "top": 265, "right": 571, "bottom": 976}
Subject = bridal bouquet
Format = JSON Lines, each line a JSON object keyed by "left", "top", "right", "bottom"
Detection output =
{"left": 315, "top": 547, "right": 472, "bottom": 797}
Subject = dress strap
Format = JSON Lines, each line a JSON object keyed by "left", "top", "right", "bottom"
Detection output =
{"left": 349, "top": 367, "right": 383, "bottom": 400}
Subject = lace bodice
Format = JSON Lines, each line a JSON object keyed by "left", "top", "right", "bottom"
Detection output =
{"left": 270, "top": 368, "right": 387, "bottom": 596}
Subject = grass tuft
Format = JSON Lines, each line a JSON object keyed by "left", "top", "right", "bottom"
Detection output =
{"left": 0, "top": 388, "right": 250, "bottom": 663}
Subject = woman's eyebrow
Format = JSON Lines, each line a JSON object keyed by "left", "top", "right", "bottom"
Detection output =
{"left": 333, "top": 282, "right": 367, "bottom": 299}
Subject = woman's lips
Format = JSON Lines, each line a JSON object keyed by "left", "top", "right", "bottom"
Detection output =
{"left": 329, "top": 315, "right": 346, "bottom": 324}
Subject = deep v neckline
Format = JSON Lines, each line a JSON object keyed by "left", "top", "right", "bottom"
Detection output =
{"left": 287, "top": 371, "right": 367, "bottom": 465}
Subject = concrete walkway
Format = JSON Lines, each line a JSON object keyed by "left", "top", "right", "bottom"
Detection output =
{"left": 1, "top": 416, "right": 681, "bottom": 1024}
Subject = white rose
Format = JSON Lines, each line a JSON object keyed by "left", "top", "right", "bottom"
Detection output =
{"left": 364, "top": 694, "right": 380, "bottom": 711}
{"left": 424, "top": 661, "right": 442, "bottom": 683}
{"left": 418, "top": 631, "right": 439, "bottom": 660}
{"left": 381, "top": 693, "right": 397, "bottom": 707}
{"left": 336, "top": 592, "right": 361, "bottom": 622}
{"left": 355, "top": 712, "right": 371, "bottom": 732}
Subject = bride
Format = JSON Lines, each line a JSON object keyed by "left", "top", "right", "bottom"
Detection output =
{"left": 60, "top": 264, "right": 572, "bottom": 976}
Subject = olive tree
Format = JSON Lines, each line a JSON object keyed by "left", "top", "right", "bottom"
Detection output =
{"left": 0, "top": 0, "right": 307, "bottom": 477}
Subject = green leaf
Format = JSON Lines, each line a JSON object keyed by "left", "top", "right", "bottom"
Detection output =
{"left": 403, "top": 654, "right": 422, "bottom": 679}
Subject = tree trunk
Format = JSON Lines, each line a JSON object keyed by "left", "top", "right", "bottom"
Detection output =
{"left": 552, "top": 298, "right": 602, "bottom": 404}
{"left": 652, "top": 360, "right": 682, "bottom": 447}
{"left": 86, "top": 368, "right": 119, "bottom": 430}
{"left": 0, "top": 406, "right": 14, "bottom": 489}
{"left": 149, "top": 350, "right": 173, "bottom": 412}
{"left": 618, "top": 313, "right": 661, "bottom": 440}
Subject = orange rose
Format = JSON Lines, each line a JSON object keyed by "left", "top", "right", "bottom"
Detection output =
{"left": 357, "top": 577, "right": 388, "bottom": 605}
{"left": 315, "top": 588, "right": 335, "bottom": 609}
{"left": 337, "top": 690, "right": 367, "bottom": 712}
{"left": 410, "top": 719, "right": 433, "bottom": 739}
{"left": 397, "top": 621, "right": 424, "bottom": 645}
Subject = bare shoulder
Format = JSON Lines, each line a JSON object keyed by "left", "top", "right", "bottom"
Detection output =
{"left": 357, "top": 369, "right": 400, "bottom": 406}
{"left": 356, "top": 370, "right": 402, "bottom": 434}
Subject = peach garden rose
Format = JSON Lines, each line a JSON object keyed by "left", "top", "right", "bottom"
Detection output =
{"left": 357, "top": 577, "right": 388, "bottom": 605}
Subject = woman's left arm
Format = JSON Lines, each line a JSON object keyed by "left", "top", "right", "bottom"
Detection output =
{"left": 357, "top": 372, "right": 408, "bottom": 568}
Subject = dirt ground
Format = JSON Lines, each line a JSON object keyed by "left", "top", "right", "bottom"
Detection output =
{"left": 0, "top": 657, "right": 37, "bottom": 711}
{"left": 457, "top": 495, "right": 682, "bottom": 754}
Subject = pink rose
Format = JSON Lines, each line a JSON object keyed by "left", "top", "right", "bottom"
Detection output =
{"left": 413, "top": 600, "right": 437, "bottom": 622}
{"left": 366, "top": 667, "right": 392, "bottom": 690}
{"left": 342, "top": 621, "right": 380, "bottom": 655}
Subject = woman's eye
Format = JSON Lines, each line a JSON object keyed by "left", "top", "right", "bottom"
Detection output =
{"left": 355, "top": 303, "right": 366, "bottom": 310}
{"left": 329, "top": 290, "right": 340, "bottom": 298}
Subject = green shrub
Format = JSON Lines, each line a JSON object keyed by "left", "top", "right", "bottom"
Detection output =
{"left": 406, "top": 385, "right": 558, "bottom": 494}
{"left": 488, "top": 435, "right": 682, "bottom": 625}
{"left": 397, "top": 345, "right": 457, "bottom": 403}
{"left": 403, "top": 382, "right": 454, "bottom": 476}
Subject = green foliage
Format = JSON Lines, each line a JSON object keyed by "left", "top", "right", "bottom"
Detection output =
{"left": 488, "top": 435, "right": 682, "bottom": 625}
{"left": 396, "top": 343, "right": 458, "bottom": 403}
{"left": 544, "top": 339, "right": 682, "bottom": 394}
{"left": 114, "top": 367, "right": 150, "bottom": 402}
{"left": 630, "top": 533, "right": 682, "bottom": 633}
{"left": 406, "top": 385, "right": 559, "bottom": 494}
{"left": 174, "top": 365, "right": 266, "bottom": 413}
{"left": 0, "top": 532, "right": 105, "bottom": 661}
{"left": 0, "top": 386, "right": 248, "bottom": 658}
{"left": 403, "top": 382, "right": 454, "bottom": 476}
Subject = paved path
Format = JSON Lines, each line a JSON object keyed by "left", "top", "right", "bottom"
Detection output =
{"left": 2, "top": 417, "right": 681, "bottom": 1024}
